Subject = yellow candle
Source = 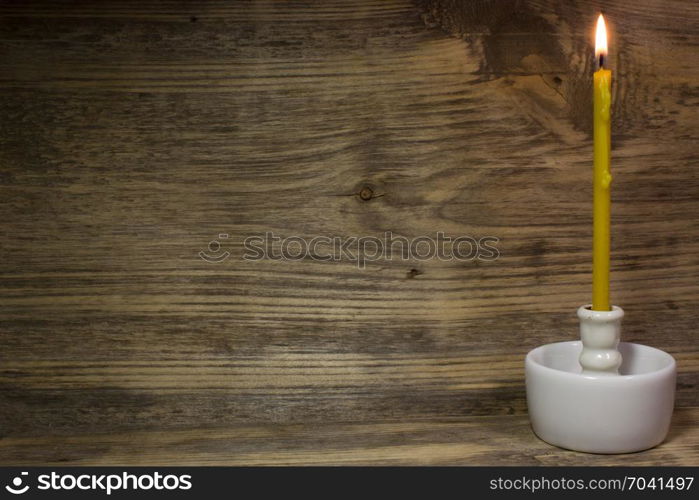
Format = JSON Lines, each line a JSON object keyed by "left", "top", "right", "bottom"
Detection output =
{"left": 593, "top": 14, "right": 611, "bottom": 311}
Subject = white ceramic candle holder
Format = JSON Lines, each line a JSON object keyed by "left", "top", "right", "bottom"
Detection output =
{"left": 525, "top": 305, "right": 676, "bottom": 454}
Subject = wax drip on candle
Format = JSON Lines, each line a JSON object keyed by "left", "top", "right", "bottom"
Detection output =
{"left": 598, "top": 69, "right": 612, "bottom": 189}
{"left": 601, "top": 171, "right": 612, "bottom": 189}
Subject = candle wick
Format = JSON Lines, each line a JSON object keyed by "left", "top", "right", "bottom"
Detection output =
{"left": 598, "top": 53, "right": 605, "bottom": 70}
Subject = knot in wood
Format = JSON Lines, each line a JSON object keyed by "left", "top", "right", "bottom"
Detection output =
{"left": 359, "top": 187, "right": 374, "bottom": 201}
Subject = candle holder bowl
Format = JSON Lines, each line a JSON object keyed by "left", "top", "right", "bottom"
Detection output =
{"left": 525, "top": 310, "right": 676, "bottom": 454}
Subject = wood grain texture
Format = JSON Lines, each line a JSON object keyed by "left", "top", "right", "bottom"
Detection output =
{"left": 0, "top": 0, "right": 697, "bottom": 465}
{"left": 1, "top": 408, "right": 698, "bottom": 466}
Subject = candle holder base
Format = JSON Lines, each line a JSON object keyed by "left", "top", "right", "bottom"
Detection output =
{"left": 525, "top": 339, "right": 676, "bottom": 454}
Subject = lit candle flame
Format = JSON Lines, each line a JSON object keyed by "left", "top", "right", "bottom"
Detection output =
{"left": 595, "top": 14, "right": 608, "bottom": 66}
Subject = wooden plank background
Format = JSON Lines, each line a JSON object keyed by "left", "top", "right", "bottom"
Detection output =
{"left": 0, "top": 0, "right": 697, "bottom": 465}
